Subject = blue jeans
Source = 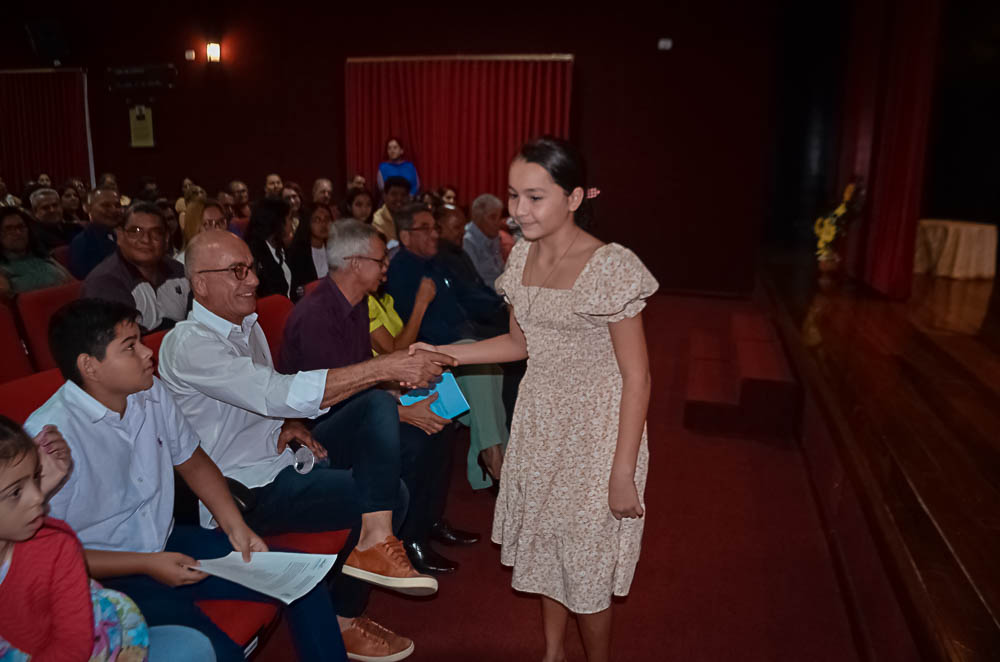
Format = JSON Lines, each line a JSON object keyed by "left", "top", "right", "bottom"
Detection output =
{"left": 149, "top": 626, "right": 216, "bottom": 662}
{"left": 103, "top": 526, "right": 347, "bottom": 662}
{"left": 313, "top": 388, "right": 452, "bottom": 544}
{"left": 245, "top": 389, "right": 409, "bottom": 617}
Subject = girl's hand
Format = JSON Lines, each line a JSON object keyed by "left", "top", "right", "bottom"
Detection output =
{"left": 608, "top": 471, "right": 644, "bottom": 520}
{"left": 33, "top": 425, "right": 72, "bottom": 497}
{"left": 408, "top": 342, "right": 438, "bottom": 356}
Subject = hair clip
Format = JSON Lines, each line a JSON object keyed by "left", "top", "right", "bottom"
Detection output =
{"left": 586, "top": 187, "right": 601, "bottom": 199}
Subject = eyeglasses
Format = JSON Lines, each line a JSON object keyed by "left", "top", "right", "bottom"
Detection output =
{"left": 406, "top": 225, "right": 437, "bottom": 234}
{"left": 122, "top": 225, "right": 166, "bottom": 242}
{"left": 1, "top": 224, "right": 28, "bottom": 237}
{"left": 197, "top": 263, "right": 255, "bottom": 280}
{"left": 350, "top": 255, "right": 389, "bottom": 267}
{"left": 201, "top": 218, "right": 228, "bottom": 231}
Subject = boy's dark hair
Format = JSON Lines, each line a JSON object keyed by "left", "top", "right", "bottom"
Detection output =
{"left": 394, "top": 202, "right": 432, "bottom": 234}
{"left": 0, "top": 415, "right": 37, "bottom": 469}
{"left": 384, "top": 176, "right": 411, "bottom": 195}
{"left": 49, "top": 299, "right": 141, "bottom": 386}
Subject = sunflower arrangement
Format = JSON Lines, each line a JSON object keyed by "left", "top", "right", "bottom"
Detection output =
{"left": 814, "top": 181, "right": 862, "bottom": 260}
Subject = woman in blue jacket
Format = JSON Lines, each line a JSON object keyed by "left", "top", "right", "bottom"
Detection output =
{"left": 377, "top": 137, "right": 421, "bottom": 197}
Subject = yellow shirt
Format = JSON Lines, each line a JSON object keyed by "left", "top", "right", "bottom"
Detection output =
{"left": 372, "top": 205, "right": 397, "bottom": 241}
{"left": 368, "top": 293, "right": 404, "bottom": 354}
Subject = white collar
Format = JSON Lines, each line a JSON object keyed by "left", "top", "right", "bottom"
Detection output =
{"left": 62, "top": 379, "right": 155, "bottom": 424}
{"left": 191, "top": 300, "right": 258, "bottom": 339}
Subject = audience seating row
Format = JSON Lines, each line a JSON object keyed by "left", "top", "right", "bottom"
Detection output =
{"left": 0, "top": 284, "right": 294, "bottom": 383}
{"left": 0, "top": 293, "right": 332, "bottom": 658}
{"left": 1, "top": 280, "right": 83, "bottom": 377}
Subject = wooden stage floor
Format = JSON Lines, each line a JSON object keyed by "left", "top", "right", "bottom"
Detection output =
{"left": 763, "top": 253, "right": 1000, "bottom": 662}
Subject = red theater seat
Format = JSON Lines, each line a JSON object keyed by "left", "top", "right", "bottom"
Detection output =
{"left": 16, "top": 280, "right": 83, "bottom": 371}
{"left": 0, "top": 302, "right": 33, "bottom": 385}
{"left": 196, "top": 600, "right": 280, "bottom": 657}
{"left": 0, "top": 369, "right": 65, "bottom": 423}
{"left": 303, "top": 279, "right": 321, "bottom": 297}
{"left": 265, "top": 529, "right": 350, "bottom": 554}
{"left": 51, "top": 245, "right": 71, "bottom": 269}
{"left": 256, "top": 295, "right": 294, "bottom": 362}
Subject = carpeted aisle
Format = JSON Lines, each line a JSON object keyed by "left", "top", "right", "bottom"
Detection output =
{"left": 259, "top": 294, "right": 860, "bottom": 661}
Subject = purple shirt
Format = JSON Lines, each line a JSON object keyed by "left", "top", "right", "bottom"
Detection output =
{"left": 279, "top": 277, "right": 371, "bottom": 374}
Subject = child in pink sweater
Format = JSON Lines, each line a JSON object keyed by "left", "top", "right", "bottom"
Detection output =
{"left": 0, "top": 417, "right": 148, "bottom": 661}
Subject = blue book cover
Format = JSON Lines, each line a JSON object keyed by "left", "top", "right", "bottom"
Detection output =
{"left": 399, "top": 371, "right": 470, "bottom": 419}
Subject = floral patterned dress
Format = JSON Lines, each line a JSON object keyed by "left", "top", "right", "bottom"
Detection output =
{"left": 492, "top": 240, "right": 659, "bottom": 613}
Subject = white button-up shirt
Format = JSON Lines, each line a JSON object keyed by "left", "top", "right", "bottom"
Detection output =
{"left": 158, "top": 301, "right": 329, "bottom": 526}
{"left": 463, "top": 221, "right": 505, "bottom": 292}
{"left": 24, "top": 378, "right": 199, "bottom": 553}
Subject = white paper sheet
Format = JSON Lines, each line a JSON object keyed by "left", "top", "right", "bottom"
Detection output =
{"left": 193, "top": 551, "right": 338, "bottom": 605}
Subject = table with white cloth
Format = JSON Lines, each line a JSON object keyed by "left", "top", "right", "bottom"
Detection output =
{"left": 913, "top": 219, "right": 997, "bottom": 279}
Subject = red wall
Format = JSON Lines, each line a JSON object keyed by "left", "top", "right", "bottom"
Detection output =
{"left": 2, "top": 3, "right": 778, "bottom": 295}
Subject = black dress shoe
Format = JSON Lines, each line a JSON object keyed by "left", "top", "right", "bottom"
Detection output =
{"left": 430, "top": 519, "right": 480, "bottom": 546}
{"left": 403, "top": 540, "right": 458, "bottom": 574}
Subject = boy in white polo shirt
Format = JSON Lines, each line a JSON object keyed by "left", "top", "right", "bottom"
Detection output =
{"left": 24, "top": 298, "right": 347, "bottom": 662}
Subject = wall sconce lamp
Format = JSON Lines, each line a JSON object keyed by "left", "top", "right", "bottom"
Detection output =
{"left": 206, "top": 42, "right": 221, "bottom": 63}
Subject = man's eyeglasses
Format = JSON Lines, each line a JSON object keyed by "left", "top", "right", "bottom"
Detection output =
{"left": 350, "top": 255, "right": 389, "bottom": 267}
{"left": 1, "top": 223, "right": 28, "bottom": 237}
{"left": 406, "top": 225, "right": 437, "bottom": 234}
{"left": 122, "top": 225, "right": 166, "bottom": 242}
{"left": 201, "top": 219, "right": 228, "bottom": 231}
{"left": 197, "top": 263, "right": 255, "bottom": 280}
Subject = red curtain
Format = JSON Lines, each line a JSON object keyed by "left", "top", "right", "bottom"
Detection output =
{"left": 0, "top": 69, "right": 92, "bottom": 196}
{"left": 838, "top": 0, "right": 941, "bottom": 299}
{"left": 345, "top": 57, "right": 572, "bottom": 203}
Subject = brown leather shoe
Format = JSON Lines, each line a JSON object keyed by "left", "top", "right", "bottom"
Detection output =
{"left": 342, "top": 617, "right": 415, "bottom": 662}
{"left": 342, "top": 535, "right": 439, "bottom": 596}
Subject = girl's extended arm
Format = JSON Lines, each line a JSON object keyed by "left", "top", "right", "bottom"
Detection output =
{"left": 412, "top": 306, "right": 528, "bottom": 365}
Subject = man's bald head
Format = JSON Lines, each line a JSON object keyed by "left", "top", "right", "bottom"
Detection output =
{"left": 312, "top": 178, "right": 333, "bottom": 205}
{"left": 185, "top": 229, "right": 243, "bottom": 278}
{"left": 186, "top": 230, "right": 260, "bottom": 325}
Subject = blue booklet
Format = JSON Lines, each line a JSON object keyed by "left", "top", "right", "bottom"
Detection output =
{"left": 399, "top": 371, "right": 470, "bottom": 419}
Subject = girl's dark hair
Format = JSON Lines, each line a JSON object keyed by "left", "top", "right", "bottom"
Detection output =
{"left": 385, "top": 136, "right": 404, "bottom": 155}
{"left": 290, "top": 203, "right": 333, "bottom": 251}
{"left": 342, "top": 187, "right": 374, "bottom": 223}
{"left": 422, "top": 190, "right": 443, "bottom": 214}
{"left": 0, "top": 206, "right": 50, "bottom": 263}
{"left": 517, "top": 136, "right": 594, "bottom": 230}
{"left": 60, "top": 181, "right": 87, "bottom": 222}
{"left": 0, "top": 415, "right": 36, "bottom": 469}
{"left": 245, "top": 198, "right": 291, "bottom": 260}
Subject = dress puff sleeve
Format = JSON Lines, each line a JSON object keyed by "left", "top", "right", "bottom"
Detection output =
{"left": 574, "top": 243, "right": 659, "bottom": 324}
{"left": 494, "top": 239, "right": 529, "bottom": 305}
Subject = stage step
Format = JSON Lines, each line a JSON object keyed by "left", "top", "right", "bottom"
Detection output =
{"left": 686, "top": 358, "right": 740, "bottom": 405}
{"left": 732, "top": 311, "right": 778, "bottom": 342}
{"left": 689, "top": 328, "right": 728, "bottom": 361}
{"left": 683, "top": 312, "right": 801, "bottom": 441}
